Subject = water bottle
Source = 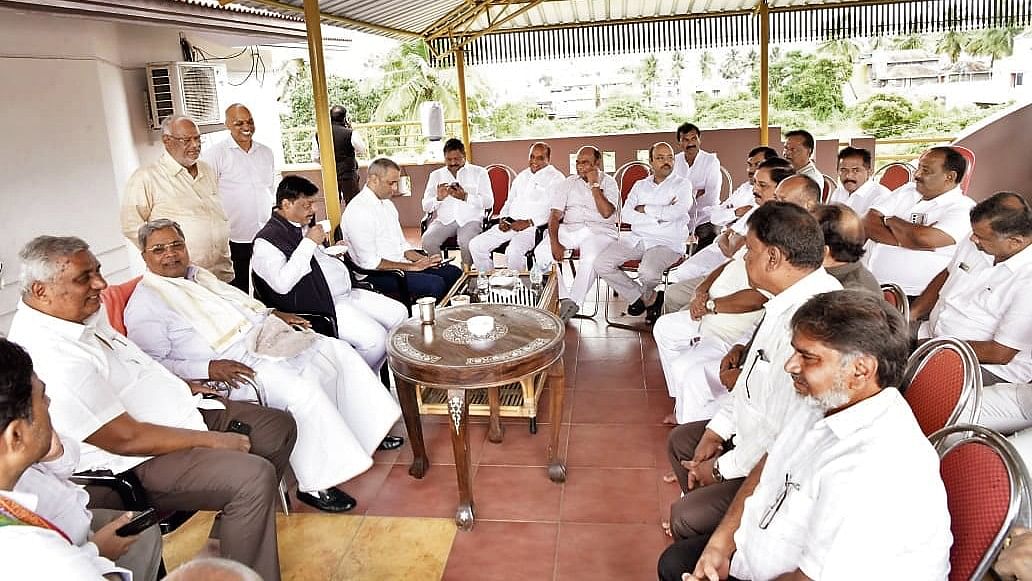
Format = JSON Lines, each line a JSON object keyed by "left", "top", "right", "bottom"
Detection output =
{"left": 529, "top": 262, "right": 544, "bottom": 291}
{"left": 476, "top": 272, "right": 490, "bottom": 302}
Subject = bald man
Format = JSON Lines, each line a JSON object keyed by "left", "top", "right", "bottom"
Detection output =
{"left": 203, "top": 104, "right": 277, "bottom": 291}
{"left": 773, "top": 174, "right": 821, "bottom": 213}
{"left": 814, "top": 204, "right": 880, "bottom": 293}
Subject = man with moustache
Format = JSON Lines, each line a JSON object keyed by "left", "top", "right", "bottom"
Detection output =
{"left": 468, "top": 142, "right": 565, "bottom": 273}
{"left": 706, "top": 146, "right": 779, "bottom": 230}
{"left": 782, "top": 129, "right": 824, "bottom": 186}
{"left": 595, "top": 142, "right": 693, "bottom": 320}
{"left": 827, "top": 146, "right": 890, "bottom": 217}
{"left": 121, "top": 115, "right": 233, "bottom": 282}
{"left": 663, "top": 291, "right": 951, "bottom": 581}
{"left": 863, "top": 146, "right": 974, "bottom": 297}
{"left": 202, "top": 104, "right": 277, "bottom": 292}
{"left": 673, "top": 123, "right": 723, "bottom": 248}
{"left": 421, "top": 138, "right": 493, "bottom": 268}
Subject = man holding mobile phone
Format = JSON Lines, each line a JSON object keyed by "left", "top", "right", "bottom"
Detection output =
{"left": 420, "top": 138, "right": 493, "bottom": 268}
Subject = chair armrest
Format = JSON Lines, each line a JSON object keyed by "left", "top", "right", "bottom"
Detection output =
{"left": 336, "top": 254, "right": 413, "bottom": 306}
{"left": 420, "top": 212, "right": 433, "bottom": 234}
{"left": 71, "top": 469, "right": 150, "bottom": 509}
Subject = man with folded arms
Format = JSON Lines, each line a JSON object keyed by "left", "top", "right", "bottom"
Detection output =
{"left": 663, "top": 290, "right": 951, "bottom": 580}
{"left": 469, "top": 142, "right": 565, "bottom": 273}
{"left": 8, "top": 237, "right": 296, "bottom": 581}
{"left": 251, "top": 175, "right": 408, "bottom": 374}
{"left": 595, "top": 142, "right": 693, "bottom": 321}
{"left": 662, "top": 202, "right": 841, "bottom": 543}
{"left": 533, "top": 145, "right": 620, "bottom": 322}
{"left": 123, "top": 220, "right": 404, "bottom": 513}
{"left": 863, "top": 146, "right": 974, "bottom": 297}
{"left": 421, "top": 138, "right": 493, "bottom": 267}
{"left": 827, "top": 146, "right": 889, "bottom": 217}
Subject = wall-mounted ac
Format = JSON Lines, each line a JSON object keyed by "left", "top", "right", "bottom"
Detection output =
{"left": 146, "top": 62, "right": 227, "bottom": 130}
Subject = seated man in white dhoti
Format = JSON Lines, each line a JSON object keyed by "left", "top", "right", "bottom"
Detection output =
{"left": 124, "top": 220, "right": 402, "bottom": 513}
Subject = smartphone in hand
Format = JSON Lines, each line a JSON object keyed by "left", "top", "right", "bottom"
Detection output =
{"left": 115, "top": 508, "right": 160, "bottom": 537}
{"left": 227, "top": 420, "right": 252, "bottom": 436}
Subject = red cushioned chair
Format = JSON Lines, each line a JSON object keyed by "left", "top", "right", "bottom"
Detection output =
{"left": 880, "top": 282, "right": 909, "bottom": 322}
{"left": 930, "top": 424, "right": 1032, "bottom": 581}
{"left": 951, "top": 145, "right": 976, "bottom": 194}
{"left": 485, "top": 163, "right": 516, "bottom": 222}
{"left": 875, "top": 162, "right": 915, "bottom": 192}
{"left": 99, "top": 276, "right": 142, "bottom": 336}
{"left": 900, "top": 337, "right": 981, "bottom": 437}
{"left": 821, "top": 174, "right": 836, "bottom": 204}
{"left": 719, "top": 165, "right": 734, "bottom": 203}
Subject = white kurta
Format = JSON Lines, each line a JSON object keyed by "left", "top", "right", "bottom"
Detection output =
{"left": 826, "top": 179, "right": 891, "bottom": 218}
{"left": 673, "top": 149, "right": 722, "bottom": 227}
{"left": 201, "top": 138, "right": 277, "bottom": 243}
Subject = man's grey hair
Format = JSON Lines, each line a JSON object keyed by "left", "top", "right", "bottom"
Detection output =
{"left": 138, "top": 219, "right": 185, "bottom": 249}
{"left": 368, "top": 157, "right": 400, "bottom": 178}
{"left": 161, "top": 114, "right": 196, "bottom": 136}
{"left": 164, "top": 557, "right": 262, "bottom": 581}
{"left": 17, "top": 236, "right": 91, "bottom": 293}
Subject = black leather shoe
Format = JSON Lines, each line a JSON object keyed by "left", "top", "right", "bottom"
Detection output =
{"left": 627, "top": 298, "right": 647, "bottom": 316}
{"left": 296, "top": 488, "right": 357, "bottom": 513}
{"left": 645, "top": 300, "right": 664, "bottom": 325}
{"left": 377, "top": 435, "right": 405, "bottom": 451}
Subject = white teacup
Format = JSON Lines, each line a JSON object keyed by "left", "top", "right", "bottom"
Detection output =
{"left": 466, "top": 315, "right": 494, "bottom": 337}
{"left": 316, "top": 219, "right": 331, "bottom": 232}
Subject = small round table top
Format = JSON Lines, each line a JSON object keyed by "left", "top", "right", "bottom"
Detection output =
{"left": 387, "top": 304, "right": 565, "bottom": 388}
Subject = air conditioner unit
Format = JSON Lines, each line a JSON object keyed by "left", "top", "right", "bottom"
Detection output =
{"left": 145, "top": 62, "right": 227, "bottom": 130}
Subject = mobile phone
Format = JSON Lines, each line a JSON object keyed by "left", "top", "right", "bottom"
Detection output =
{"left": 227, "top": 420, "right": 252, "bottom": 436}
{"left": 115, "top": 508, "right": 160, "bottom": 537}
{"left": 438, "top": 256, "right": 456, "bottom": 265}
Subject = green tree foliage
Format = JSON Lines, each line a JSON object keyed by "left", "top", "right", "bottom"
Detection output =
{"left": 853, "top": 94, "right": 921, "bottom": 137}
{"left": 935, "top": 30, "right": 968, "bottom": 63}
{"left": 965, "top": 27, "right": 1021, "bottom": 65}
{"left": 754, "top": 51, "right": 851, "bottom": 120}
{"left": 698, "top": 50, "right": 714, "bottom": 79}
{"left": 638, "top": 54, "right": 659, "bottom": 105}
{"left": 479, "top": 102, "right": 547, "bottom": 139}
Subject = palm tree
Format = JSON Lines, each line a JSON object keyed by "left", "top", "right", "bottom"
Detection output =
{"left": 670, "top": 51, "right": 685, "bottom": 96}
{"left": 819, "top": 38, "right": 860, "bottom": 62}
{"left": 891, "top": 34, "right": 927, "bottom": 51}
{"left": 935, "top": 30, "right": 968, "bottom": 63}
{"left": 373, "top": 40, "right": 462, "bottom": 123}
{"left": 966, "top": 27, "right": 1021, "bottom": 66}
{"left": 638, "top": 54, "right": 659, "bottom": 105}
{"left": 698, "top": 50, "right": 715, "bottom": 80}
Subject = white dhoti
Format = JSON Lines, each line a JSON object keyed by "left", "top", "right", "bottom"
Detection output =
{"left": 333, "top": 288, "right": 409, "bottom": 371}
{"left": 533, "top": 225, "right": 616, "bottom": 305}
{"left": 469, "top": 224, "right": 541, "bottom": 273}
{"left": 654, "top": 311, "right": 732, "bottom": 423}
{"left": 667, "top": 244, "right": 729, "bottom": 284}
{"left": 226, "top": 336, "right": 401, "bottom": 492}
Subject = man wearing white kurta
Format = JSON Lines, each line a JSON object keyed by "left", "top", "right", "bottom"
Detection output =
{"left": 826, "top": 146, "right": 890, "bottom": 217}
{"left": 661, "top": 290, "right": 951, "bottom": 581}
{"left": 469, "top": 142, "right": 565, "bottom": 272}
{"left": 595, "top": 142, "right": 692, "bottom": 319}
{"left": 533, "top": 146, "right": 620, "bottom": 321}
{"left": 124, "top": 221, "right": 401, "bottom": 512}
{"left": 201, "top": 104, "right": 277, "bottom": 293}
{"left": 782, "top": 129, "right": 824, "bottom": 187}
{"left": 672, "top": 123, "right": 723, "bottom": 235}
{"left": 863, "top": 146, "right": 975, "bottom": 296}
{"left": 421, "top": 138, "right": 493, "bottom": 266}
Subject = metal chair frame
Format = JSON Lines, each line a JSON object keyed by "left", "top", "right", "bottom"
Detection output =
{"left": 874, "top": 161, "right": 915, "bottom": 191}
{"left": 900, "top": 336, "right": 982, "bottom": 438}
{"left": 880, "top": 282, "right": 910, "bottom": 322}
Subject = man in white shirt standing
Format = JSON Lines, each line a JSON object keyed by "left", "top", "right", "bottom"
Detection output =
{"left": 342, "top": 158, "right": 463, "bottom": 300}
{"left": 672, "top": 123, "right": 723, "bottom": 248}
{"left": 827, "top": 146, "right": 890, "bottom": 217}
{"left": 533, "top": 146, "right": 620, "bottom": 322}
{"left": 0, "top": 338, "right": 133, "bottom": 581}
{"left": 863, "top": 146, "right": 974, "bottom": 297}
{"left": 121, "top": 115, "right": 233, "bottom": 282}
{"left": 667, "top": 290, "right": 951, "bottom": 581}
{"left": 595, "top": 142, "right": 692, "bottom": 321}
{"left": 662, "top": 202, "right": 841, "bottom": 544}
{"left": 421, "top": 138, "right": 493, "bottom": 267}
{"left": 469, "top": 142, "right": 565, "bottom": 272}
{"left": 201, "top": 104, "right": 276, "bottom": 293}
{"left": 782, "top": 129, "right": 824, "bottom": 186}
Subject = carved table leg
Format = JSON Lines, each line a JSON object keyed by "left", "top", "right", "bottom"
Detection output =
{"left": 545, "top": 357, "right": 568, "bottom": 483}
{"left": 447, "top": 389, "right": 476, "bottom": 530}
{"left": 486, "top": 386, "right": 505, "bottom": 444}
{"left": 395, "top": 375, "right": 429, "bottom": 479}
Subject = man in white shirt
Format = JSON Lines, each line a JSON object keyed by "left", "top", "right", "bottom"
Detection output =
{"left": 124, "top": 220, "right": 403, "bottom": 513}
{"left": 595, "top": 142, "right": 692, "bottom": 320}
{"left": 911, "top": 192, "right": 1032, "bottom": 460}
{"left": 863, "top": 146, "right": 975, "bottom": 296}
{"left": 782, "top": 129, "right": 824, "bottom": 186}
{"left": 341, "top": 158, "right": 463, "bottom": 300}
{"left": 8, "top": 237, "right": 295, "bottom": 581}
{"left": 468, "top": 142, "right": 565, "bottom": 272}
{"left": 121, "top": 115, "right": 233, "bottom": 282}
{"left": 251, "top": 175, "right": 408, "bottom": 372}
{"left": 662, "top": 202, "right": 841, "bottom": 543}
{"left": 672, "top": 123, "right": 723, "bottom": 247}
{"left": 707, "top": 146, "right": 778, "bottom": 230}
{"left": 532, "top": 146, "right": 620, "bottom": 322}
{"left": 666, "top": 290, "right": 951, "bottom": 581}
{"left": 420, "top": 138, "right": 493, "bottom": 267}
{"left": 827, "top": 146, "right": 890, "bottom": 217}
{"left": 201, "top": 104, "right": 277, "bottom": 293}
{"left": 0, "top": 338, "right": 132, "bottom": 581}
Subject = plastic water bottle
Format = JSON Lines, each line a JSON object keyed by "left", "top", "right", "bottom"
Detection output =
{"left": 476, "top": 272, "right": 490, "bottom": 302}
{"left": 529, "top": 263, "right": 544, "bottom": 290}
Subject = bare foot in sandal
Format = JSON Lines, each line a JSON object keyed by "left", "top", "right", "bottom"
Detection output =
{"left": 661, "top": 521, "right": 672, "bottom": 537}
{"left": 662, "top": 471, "right": 677, "bottom": 484}
{"left": 663, "top": 413, "right": 677, "bottom": 425}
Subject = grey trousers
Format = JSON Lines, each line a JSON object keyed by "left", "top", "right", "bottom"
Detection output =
{"left": 92, "top": 509, "right": 163, "bottom": 581}
{"left": 662, "top": 276, "right": 705, "bottom": 315}
{"left": 421, "top": 220, "right": 483, "bottom": 266}
{"left": 666, "top": 420, "right": 743, "bottom": 541}
{"left": 594, "top": 239, "right": 682, "bottom": 305}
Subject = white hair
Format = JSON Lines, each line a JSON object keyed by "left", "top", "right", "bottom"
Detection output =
{"left": 165, "top": 558, "right": 263, "bottom": 581}
{"left": 161, "top": 114, "right": 196, "bottom": 136}
{"left": 17, "top": 236, "right": 91, "bottom": 293}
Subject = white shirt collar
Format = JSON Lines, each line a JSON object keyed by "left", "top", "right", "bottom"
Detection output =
{"left": 821, "top": 388, "right": 902, "bottom": 440}
{"left": 762, "top": 268, "right": 834, "bottom": 315}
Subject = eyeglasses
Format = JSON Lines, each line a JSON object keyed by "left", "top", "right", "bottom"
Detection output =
{"left": 759, "top": 473, "right": 800, "bottom": 529}
{"left": 168, "top": 135, "right": 201, "bottom": 145}
{"left": 146, "top": 241, "right": 186, "bottom": 255}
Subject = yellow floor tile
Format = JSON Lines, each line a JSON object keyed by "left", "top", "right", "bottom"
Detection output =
{"left": 334, "top": 516, "right": 456, "bottom": 581}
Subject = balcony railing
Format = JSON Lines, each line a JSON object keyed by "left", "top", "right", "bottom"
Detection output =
{"left": 282, "top": 120, "right": 463, "bottom": 164}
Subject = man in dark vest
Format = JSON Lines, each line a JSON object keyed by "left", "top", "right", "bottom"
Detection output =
{"left": 251, "top": 176, "right": 409, "bottom": 401}
{"left": 329, "top": 106, "right": 368, "bottom": 204}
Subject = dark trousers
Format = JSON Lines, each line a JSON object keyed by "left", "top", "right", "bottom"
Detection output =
{"left": 658, "top": 534, "right": 746, "bottom": 581}
{"left": 229, "top": 241, "right": 253, "bottom": 293}
{"left": 370, "top": 263, "right": 463, "bottom": 302}
{"left": 338, "top": 173, "right": 361, "bottom": 205}
{"left": 667, "top": 420, "right": 744, "bottom": 540}
{"left": 130, "top": 400, "right": 296, "bottom": 581}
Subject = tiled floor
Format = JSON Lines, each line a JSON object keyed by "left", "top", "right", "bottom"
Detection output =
{"left": 163, "top": 278, "right": 677, "bottom": 579}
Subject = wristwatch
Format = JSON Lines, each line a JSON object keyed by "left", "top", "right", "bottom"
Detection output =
{"left": 589, "top": 182, "right": 601, "bottom": 189}
{"left": 711, "top": 460, "right": 725, "bottom": 483}
{"left": 705, "top": 298, "right": 717, "bottom": 314}
{"left": 881, "top": 214, "right": 890, "bottom": 226}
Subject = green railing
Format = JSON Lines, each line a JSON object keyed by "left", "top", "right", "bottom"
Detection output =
{"left": 282, "top": 120, "right": 463, "bottom": 164}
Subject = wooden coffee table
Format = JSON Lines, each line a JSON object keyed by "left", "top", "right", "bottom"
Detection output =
{"left": 387, "top": 303, "right": 567, "bottom": 530}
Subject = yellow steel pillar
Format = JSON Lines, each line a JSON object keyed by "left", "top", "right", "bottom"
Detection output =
{"left": 303, "top": 0, "right": 341, "bottom": 235}
{"left": 455, "top": 47, "right": 473, "bottom": 162}
{"left": 758, "top": 0, "right": 770, "bottom": 146}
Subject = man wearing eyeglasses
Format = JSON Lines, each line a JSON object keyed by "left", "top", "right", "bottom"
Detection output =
{"left": 661, "top": 290, "right": 951, "bottom": 581}
{"left": 121, "top": 114, "right": 234, "bottom": 282}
